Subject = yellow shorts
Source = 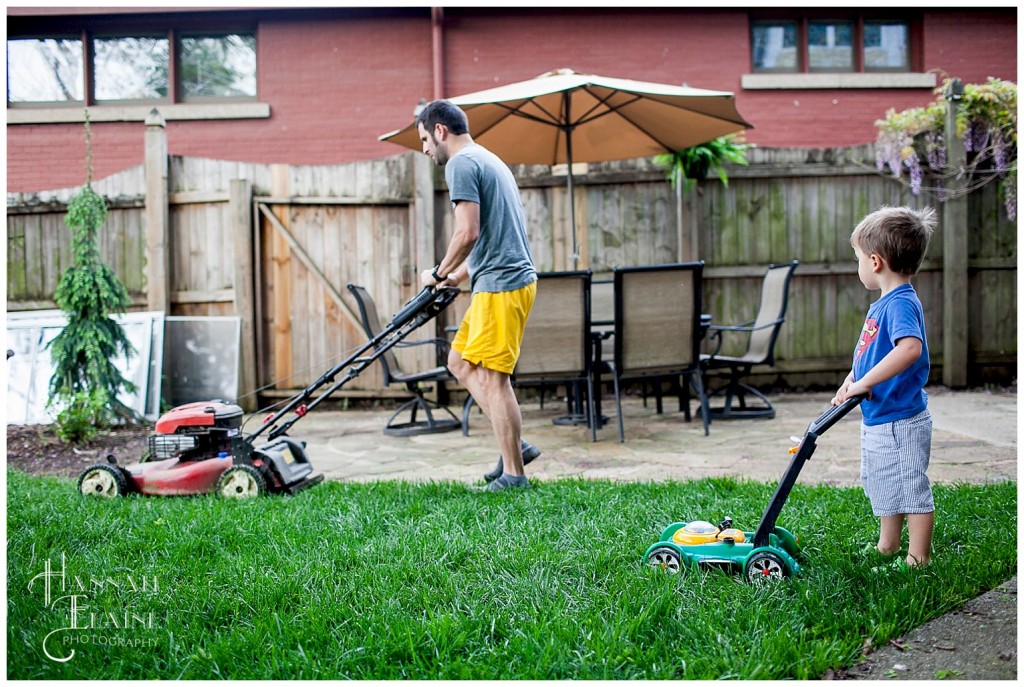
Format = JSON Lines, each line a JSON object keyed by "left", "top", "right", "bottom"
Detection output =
{"left": 452, "top": 281, "right": 537, "bottom": 375}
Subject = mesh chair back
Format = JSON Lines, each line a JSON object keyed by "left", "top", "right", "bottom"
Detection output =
{"left": 590, "top": 278, "right": 615, "bottom": 327}
{"left": 515, "top": 271, "right": 591, "bottom": 378}
{"left": 347, "top": 284, "right": 401, "bottom": 383}
{"left": 747, "top": 261, "right": 798, "bottom": 365}
{"left": 614, "top": 262, "right": 703, "bottom": 377}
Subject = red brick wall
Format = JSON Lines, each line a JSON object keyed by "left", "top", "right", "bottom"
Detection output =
{"left": 922, "top": 11, "right": 1017, "bottom": 84}
{"left": 6, "top": 8, "right": 1017, "bottom": 193}
{"left": 441, "top": 9, "right": 749, "bottom": 95}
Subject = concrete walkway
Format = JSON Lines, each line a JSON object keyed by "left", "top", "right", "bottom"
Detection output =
{"left": 282, "top": 386, "right": 1016, "bottom": 486}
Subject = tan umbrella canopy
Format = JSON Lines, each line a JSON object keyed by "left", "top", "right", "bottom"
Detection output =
{"left": 380, "top": 68, "right": 753, "bottom": 266}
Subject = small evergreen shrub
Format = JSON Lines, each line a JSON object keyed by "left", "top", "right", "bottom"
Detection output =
{"left": 46, "top": 112, "right": 137, "bottom": 440}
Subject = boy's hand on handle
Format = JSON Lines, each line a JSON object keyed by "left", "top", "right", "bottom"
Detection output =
{"left": 833, "top": 376, "right": 871, "bottom": 405}
{"left": 832, "top": 372, "right": 871, "bottom": 405}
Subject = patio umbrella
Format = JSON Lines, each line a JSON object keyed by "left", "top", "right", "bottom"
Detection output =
{"left": 380, "top": 68, "right": 753, "bottom": 267}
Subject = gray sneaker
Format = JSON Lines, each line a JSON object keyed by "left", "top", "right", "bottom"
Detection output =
{"left": 484, "top": 474, "right": 530, "bottom": 492}
{"left": 483, "top": 441, "right": 541, "bottom": 483}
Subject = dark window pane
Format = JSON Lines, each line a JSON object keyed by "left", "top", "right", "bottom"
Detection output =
{"left": 180, "top": 34, "right": 256, "bottom": 98}
{"left": 808, "top": 21, "right": 853, "bottom": 71}
{"left": 94, "top": 36, "right": 169, "bottom": 100}
{"left": 752, "top": 22, "right": 798, "bottom": 71}
{"left": 864, "top": 21, "right": 909, "bottom": 70}
{"left": 7, "top": 37, "right": 83, "bottom": 102}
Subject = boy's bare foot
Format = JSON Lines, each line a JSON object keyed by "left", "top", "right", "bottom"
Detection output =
{"left": 859, "top": 543, "right": 899, "bottom": 557}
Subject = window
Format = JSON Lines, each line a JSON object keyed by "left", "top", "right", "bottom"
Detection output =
{"left": 6, "top": 30, "right": 256, "bottom": 107}
{"left": 751, "top": 15, "right": 912, "bottom": 73}
{"left": 94, "top": 35, "right": 170, "bottom": 101}
{"left": 180, "top": 34, "right": 257, "bottom": 99}
{"left": 7, "top": 37, "right": 84, "bottom": 103}
{"left": 807, "top": 21, "right": 853, "bottom": 71}
{"left": 751, "top": 22, "right": 797, "bottom": 72}
{"left": 863, "top": 21, "right": 909, "bottom": 71}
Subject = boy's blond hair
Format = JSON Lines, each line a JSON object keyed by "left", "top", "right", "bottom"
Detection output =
{"left": 851, "top": 206, "right": 936, "bottom": 276}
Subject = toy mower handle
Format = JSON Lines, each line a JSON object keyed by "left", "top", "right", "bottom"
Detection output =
{"left": 807, "top": 393, "right": 868, "bottom": 437}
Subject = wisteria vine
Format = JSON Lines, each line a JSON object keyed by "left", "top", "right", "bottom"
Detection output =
{"left": 874, "top": 78, "right": 1017, "bottom": 221}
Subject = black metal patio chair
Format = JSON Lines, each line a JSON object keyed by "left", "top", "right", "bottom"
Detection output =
{"left": 461, "top": 271, "right": 599, "bottom": 441}
{"left": 602, "top": 262, "right": 710, "bottom": 441}
{"left": 700, "top": 260, "right": 798, "bottom": 420}
{"left": 347, "top": 283, "right": 462, "bottom": 436}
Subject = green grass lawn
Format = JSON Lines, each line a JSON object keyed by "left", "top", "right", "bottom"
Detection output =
{"left": 6, "top": 470, "right": 1016, "bottom": 680}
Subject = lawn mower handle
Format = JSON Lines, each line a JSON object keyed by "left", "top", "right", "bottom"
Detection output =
{"left": 246, "top": 286, "right": 459, "bottom": 444}
{"left": 806, "top": 393, "right": 868, "bottom": 438}
{"left": 388, "top": 285, "right": 452, "bottom": 329}
{"left": 751, "top": 393, "right": 867, "bottom": 549}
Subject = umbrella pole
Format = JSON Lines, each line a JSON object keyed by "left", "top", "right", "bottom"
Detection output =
{"left": 565, "top": 125, "right": 579, "bottom": 270}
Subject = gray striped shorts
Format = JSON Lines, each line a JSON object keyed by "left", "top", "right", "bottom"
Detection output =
{"left": 860, "top": 409, "right": 934, "bottom": 517}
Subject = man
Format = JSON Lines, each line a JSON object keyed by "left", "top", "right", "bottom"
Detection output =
{"left": 416, "top": 99, "right": 539, "bottom": 491}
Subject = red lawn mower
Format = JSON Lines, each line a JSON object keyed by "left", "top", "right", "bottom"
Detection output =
{"left": 77, "top": 286, "right": 459, "bottom": 499}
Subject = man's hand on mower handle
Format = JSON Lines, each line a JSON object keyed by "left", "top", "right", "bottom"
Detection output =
{"left": 420, "top": 266, "right": 461, "bottom": 290}
{"left": 420, "top": 267, "right": 446, "bottom": 290}
{"left": 420, "top": 268, "right": 437, "bottom": 289}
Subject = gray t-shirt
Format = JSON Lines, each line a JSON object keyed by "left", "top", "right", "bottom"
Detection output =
{"left": 445, "top": 143, "right": 536, "bottom": 294}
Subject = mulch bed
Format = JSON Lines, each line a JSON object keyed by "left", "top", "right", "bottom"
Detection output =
{"left": 7, "top": 423, "right": 153, "bottom": 478}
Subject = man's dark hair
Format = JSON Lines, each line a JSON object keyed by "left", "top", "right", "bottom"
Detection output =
{"left": 415, "top": 99, "right": 469, "bottom": 136}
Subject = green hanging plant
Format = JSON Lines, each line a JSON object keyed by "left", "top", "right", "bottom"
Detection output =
{"left": 875, "top": 77, "right": 1016, "bottom": 220}
{"left": 46, "top": 110, "right": 137, "bottom": 440}
{"left": 654, "top": 134, "right": 753, "bottom": 193}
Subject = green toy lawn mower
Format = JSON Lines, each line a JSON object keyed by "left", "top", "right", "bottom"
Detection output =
{"left": 644, "top": 394, "right": 866, "bottom": 582}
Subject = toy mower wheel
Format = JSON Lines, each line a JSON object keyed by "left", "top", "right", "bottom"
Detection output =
{"left": 646, "top": 546, "right": 683, "bottom": 574}
{"left": 745, "top": 551, "right": 788, "bottom": 583}
{"left": 217, "top": 465, "right": 266, "bottom": 499}
{"left": 78, "top": 464, "right": 128, "bottom": 498}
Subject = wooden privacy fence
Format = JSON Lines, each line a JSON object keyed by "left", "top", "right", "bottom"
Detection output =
{"left": 7, "top": 116, "right": 1016, "bottom": 413}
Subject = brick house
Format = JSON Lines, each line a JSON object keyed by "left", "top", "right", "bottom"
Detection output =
{"left": 6, "top": 6, "right": 1017, "bottom": 194}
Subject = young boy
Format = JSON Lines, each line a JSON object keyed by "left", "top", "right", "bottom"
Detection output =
{"left": 833, "top": 205, "right": 937, "bottom": 569}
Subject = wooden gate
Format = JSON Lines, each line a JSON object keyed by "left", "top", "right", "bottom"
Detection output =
{"left": 252, "top": 158, "right": 441, "bottom": 399}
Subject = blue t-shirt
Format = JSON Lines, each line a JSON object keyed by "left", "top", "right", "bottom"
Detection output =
{"left": 852, "top": 283, "right": 929, "bottom": 426}
{"left": 445, "top": 144, "right": 536, "bottom": 294}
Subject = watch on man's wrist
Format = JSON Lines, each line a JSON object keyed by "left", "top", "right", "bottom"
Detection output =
{"left": 431, "top": 266, "right": 445, "bottom": 283}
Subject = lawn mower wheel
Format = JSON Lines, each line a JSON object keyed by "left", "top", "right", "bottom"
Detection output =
{"left": 217, "top": 465, "right": 266, "bottom": 499}
{"left": 78, "top": 463, "right": 129, "bottom": 498}
{"left": 646, "top": 546, "right": 683, "bottom": 574}
{"left": 745, "top": 551, "right": 788, "bottom": 583}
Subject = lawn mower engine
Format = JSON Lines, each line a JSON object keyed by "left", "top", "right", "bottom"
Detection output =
{"left": 149, "top": 401, "right": 245, "bottom": 462}
{"left": 77, "top": 401, "right": 323, "bottom": 499}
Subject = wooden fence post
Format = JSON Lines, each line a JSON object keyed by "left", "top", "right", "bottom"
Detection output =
{"left": 412, "top": 152, "right": 436, "bottom": 280}
{"left": 412, "top": 151, "right": 447, "bottom": 402}
{"left": 144, "top": 108, "right": 170, "bottom": 313}
{"left": 678, "top": 183, "right": 702, "bottom": 262}
{"left": 230, "top": 179, "right": 257, "bottom": 410}
{"left": 269, "top": 164, "right": 293, "bottom": 389}
{"left": 942, "top": 79, "right": 968, "bottom": 388}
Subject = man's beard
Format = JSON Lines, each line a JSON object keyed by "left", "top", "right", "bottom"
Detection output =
{"left": 430, "top": 134, "right": 448, "bottom": 166}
